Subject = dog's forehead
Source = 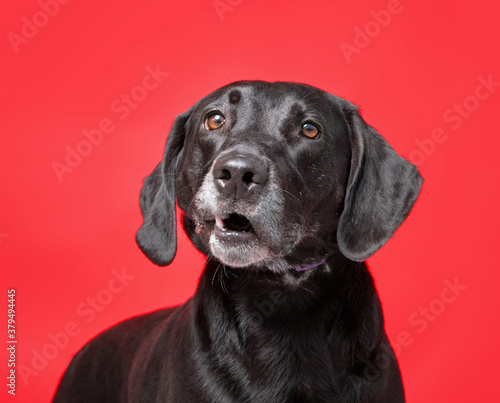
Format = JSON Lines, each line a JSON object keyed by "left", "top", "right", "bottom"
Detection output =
{"left": 198, "top": 81, "right": 333, "bottom": 117}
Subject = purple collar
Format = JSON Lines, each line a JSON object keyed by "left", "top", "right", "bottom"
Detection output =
{"left": 295, "top": 258, "right": 326, "bottom": 272}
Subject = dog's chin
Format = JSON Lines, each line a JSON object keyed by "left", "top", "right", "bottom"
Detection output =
{"left": 191, "top": 212, "right": 274, "bottom": 268}
{"left": 209, "top": 231, "right": 272, "bottom": 268}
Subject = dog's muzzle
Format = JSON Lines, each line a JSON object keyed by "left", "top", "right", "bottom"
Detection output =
{"left": 193, "top": 151, "right": 279, "bottom": 267}
{"left": 211, "top": 152, "right": 267, "bottom": 243}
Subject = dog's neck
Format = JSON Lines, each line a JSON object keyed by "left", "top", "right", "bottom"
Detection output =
{"left": 194, "top": 257, "right": 382, "bottom": 367}
{"left": 197, "top": 254, "right": 375, "bottom": 317}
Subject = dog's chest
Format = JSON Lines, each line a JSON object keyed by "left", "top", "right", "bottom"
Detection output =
{"left": 239, "top": 329, "right": 341, "bottom": 401}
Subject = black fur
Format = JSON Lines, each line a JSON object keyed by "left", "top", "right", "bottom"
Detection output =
{"left": 54, "top": 81, "right": 422, "bottom": 402}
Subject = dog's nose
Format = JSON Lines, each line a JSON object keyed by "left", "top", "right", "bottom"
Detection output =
{"left": 213, "top": 154, "right": 268, "bottom": 200}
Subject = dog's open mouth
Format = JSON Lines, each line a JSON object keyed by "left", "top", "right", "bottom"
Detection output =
{"left": 216, "top": 214, "right": 253, "bottom": 232}
{"left": 207, "top": 212, "right": 268, "bottom": 267}
{"left": 213, "top": 213, "right": 256, "bottom": 242}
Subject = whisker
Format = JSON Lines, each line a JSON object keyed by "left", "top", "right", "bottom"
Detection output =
{"left": 275, "top": 185, "right": 300, "bottom": 204}
{"left": 211, "top": 263, "right": 221, "bottom": 286}
{"left": 221, "top": 266, "right": 229, "bottom": 294}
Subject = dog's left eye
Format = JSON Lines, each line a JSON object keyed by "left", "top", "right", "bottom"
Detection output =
{"left": 205, "top": 113, "right": 225, "bottom": 131}
{"left": 301, "top": 122, "right": 320, "bottom": 139}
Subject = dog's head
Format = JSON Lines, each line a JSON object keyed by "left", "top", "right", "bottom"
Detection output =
{"left": 136, "top": 81, "right": 422, "bottom": 271}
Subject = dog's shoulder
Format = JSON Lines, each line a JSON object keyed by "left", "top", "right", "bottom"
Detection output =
{"left": 53, "top": 307, "right": 179, "bottom": 402}
{"left": 85, "top": 306, "right": 178, "bottom": 355}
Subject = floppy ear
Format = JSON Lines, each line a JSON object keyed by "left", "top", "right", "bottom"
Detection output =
{"left": 337, "top": 103, "right": 423, "bottom": 262}
{"left": 136, "top": 111, "right": 190, "bottom": 266}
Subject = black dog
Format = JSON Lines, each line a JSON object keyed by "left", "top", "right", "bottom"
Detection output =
{"left": 54, "top": 81, "right": 422, "bottom": 402}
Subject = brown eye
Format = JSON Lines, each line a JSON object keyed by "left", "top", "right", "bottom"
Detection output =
{"left": 301, "top": 122, "right": 319, "bottom": 139}
{"left": 205, "top": 113, "right": 225, "bottom": 130}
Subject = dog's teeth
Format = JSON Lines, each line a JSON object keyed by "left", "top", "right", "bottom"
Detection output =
{"left": 215, "top": 216, "right": 226, "bottom": 230}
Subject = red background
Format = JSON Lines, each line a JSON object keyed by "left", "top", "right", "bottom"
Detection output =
{"left": 2, "top": 0, "right": 500, "bottom": 401}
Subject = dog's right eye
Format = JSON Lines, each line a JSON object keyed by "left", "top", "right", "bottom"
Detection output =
{"left": 301, "top": 122, "right": 320, "bottom": 139}
{"left": 204, "top": 113, "right": 225, "bottom": 131}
